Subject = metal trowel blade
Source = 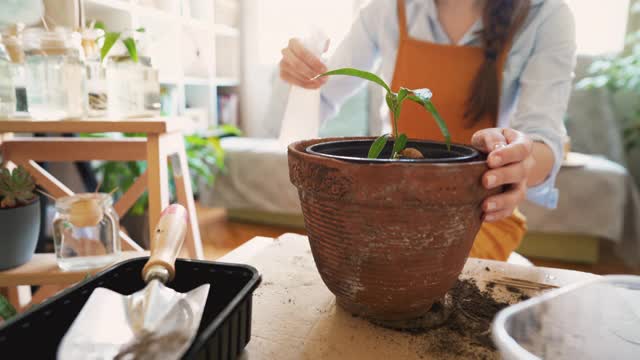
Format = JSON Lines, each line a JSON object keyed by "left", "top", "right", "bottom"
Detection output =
{"left": 58, "top": 281, "right": 210, "bottom": 360}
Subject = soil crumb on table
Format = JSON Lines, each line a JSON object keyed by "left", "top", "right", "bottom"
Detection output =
{"left": 407, "top": 279, "right": 515, "bottom": 360}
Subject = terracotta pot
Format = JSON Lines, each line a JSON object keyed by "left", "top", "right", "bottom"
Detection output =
{"left": 288, "top": 137, "right": 499, "bottom": 323}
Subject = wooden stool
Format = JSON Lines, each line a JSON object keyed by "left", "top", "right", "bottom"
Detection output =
{"left": 0, "top": 118, "right": 204, "bottom": 309}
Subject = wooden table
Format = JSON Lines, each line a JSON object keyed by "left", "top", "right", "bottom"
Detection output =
{"left": 219, "top": 233, "right": 598, "bottom": 360}
{"left": 0, "top": 118, "right": 203, "bottom": 308}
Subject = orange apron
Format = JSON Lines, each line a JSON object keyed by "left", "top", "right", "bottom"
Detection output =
{"left": 391, "top": 0, "right": 527, "bottom": 261}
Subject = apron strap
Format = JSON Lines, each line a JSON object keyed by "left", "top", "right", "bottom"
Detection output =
{"left": 397, "top": 0, "right": 408, "bottom": 40}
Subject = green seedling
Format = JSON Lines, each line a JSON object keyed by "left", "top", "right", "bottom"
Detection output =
{"left": 317, "top": 68, "right": 450, "bottom": 159}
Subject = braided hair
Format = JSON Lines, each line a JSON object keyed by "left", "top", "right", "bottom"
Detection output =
{"left": 465, "top": 0, "right": 530, "bottom": 126}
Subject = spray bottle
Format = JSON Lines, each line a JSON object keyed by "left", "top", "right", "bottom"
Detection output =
{"left": 278, "top": 28, "right": 329, "bottom": 146}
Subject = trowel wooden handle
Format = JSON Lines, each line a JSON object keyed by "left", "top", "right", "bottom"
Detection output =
{"left": 142, "top": 204, "right": 189, "bottom": 283}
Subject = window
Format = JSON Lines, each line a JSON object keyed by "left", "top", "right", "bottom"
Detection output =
{"left": 565, "top": 0, "right": 630, "bottom": 55}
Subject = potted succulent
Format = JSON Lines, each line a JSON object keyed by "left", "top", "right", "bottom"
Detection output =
{"left": 0, "top": 166, "right": 41, "bottom": 270}
{"left": 288, "top": 68, "right": 500, "bottom": 327}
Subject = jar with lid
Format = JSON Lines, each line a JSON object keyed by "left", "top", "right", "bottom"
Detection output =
{"left": 23, "top": 27, "right": 87, "bottom": 120}
{"left": 2, "top": 25, "right": 28, "bottom": 113}
{"left": 106, "top": 55, "right": 145, "bottom": 118}
{"left": 142, "top": 56, "right": 161, "bottom": 114}
{"left": 52, "top": 193, "right": 120, "bottom": 271}
{"left": 0, "top": 34, "right": 16, "bottom": 118}
{"left": 82, "top": 28, "right": 107, "bottom": 117}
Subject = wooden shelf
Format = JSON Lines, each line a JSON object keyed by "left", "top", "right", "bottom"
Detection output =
{"left": 0, "top": 118, "right": 188, "bottom": 134}
{"left": 182, "top": 16, "right": 211, "bottom": 31}
{"left": 85, "top": 0, "right": 132, "bottom": 12}
{"left": 184, "top": 76, "right": 214, "bottom": 86}
{"left": 215, "top": 24, "right": 239, "bottom": 37}
{"left": 216, "top": 77, "right": 239, "bottom": 87}
{"left": 0, "top": 251, "right": 148, "bottom": 287}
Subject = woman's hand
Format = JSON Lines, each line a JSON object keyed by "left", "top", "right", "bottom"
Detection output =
{"left": 279, "top": 38, "right": 329, "bottom": 89}
{"left": 471, "top": 128, "right": 536, "bottom": 222}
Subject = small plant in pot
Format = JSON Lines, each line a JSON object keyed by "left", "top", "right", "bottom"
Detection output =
{"left": 288, "top": 68, "right": 501, "bottom": 328}
{"left": 0, "top": 166, "right": 41, "bottom": 270}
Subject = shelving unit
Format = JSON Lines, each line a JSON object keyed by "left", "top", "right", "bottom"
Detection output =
{"left": 75, "top": 0, "right": 242, "bottom": 130}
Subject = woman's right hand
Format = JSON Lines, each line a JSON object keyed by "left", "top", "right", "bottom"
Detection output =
{"left": 279, "top": 38, "right": 329, "bottom": 89}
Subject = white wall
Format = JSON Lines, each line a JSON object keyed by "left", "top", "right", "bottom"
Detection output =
{"left": 240, "top": 0, "right": 362, "bottom": 137}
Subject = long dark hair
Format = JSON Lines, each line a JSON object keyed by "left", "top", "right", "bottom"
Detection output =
{"left": 465, "top": 0, "right": 530, "bottom": 125}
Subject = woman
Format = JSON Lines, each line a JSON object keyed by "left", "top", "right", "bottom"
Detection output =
{"left": 279, "top": 0, "right": 576, "bottom": 261}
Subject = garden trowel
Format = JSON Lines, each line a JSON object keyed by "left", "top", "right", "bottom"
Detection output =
{"left": 58, "top": 204, "right": 209, "bottom": 360}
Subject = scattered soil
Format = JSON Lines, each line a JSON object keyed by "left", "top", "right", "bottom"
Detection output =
{"left": 502, "top": 284, "right": 531, "bottom": 302}
{"left": 398, "top": 279, "right": 522, "bottom": 359}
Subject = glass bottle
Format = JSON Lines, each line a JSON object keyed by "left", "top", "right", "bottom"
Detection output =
{"left": 107, "top": 55, "right": 144, "bottom": 118}
{"left": 23, "top": 27, "right": 88, "bottom": 120}
{"left": 142, "top": 56, "right": 160, "bottom": 114}
{"left": 0, "top": 35, "right": 16, "bottom": 118}
{"left": 52, "top": 193, "right": 120, "bottom": 271}
{"left": 3, "top": 25, "right": 28, "bottom": 113}
{"left": 82, "top": 28, "right": 107, "bottom": 117}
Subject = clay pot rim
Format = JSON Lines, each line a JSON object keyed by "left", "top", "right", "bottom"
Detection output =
{"left": 290, "top": 137, "right": 488, "bottom": 168}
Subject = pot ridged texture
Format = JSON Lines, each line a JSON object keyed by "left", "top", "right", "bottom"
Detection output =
{"left": 288, "top": 137, "right": 498, "bottom": 321}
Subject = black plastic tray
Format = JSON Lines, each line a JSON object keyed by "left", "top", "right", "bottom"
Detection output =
{"left": 0, "top": 257, "right": 261, "bottom": 359}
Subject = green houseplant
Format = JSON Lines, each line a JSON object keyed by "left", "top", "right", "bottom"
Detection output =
{"left": 93, "top": 125, "right": 240, "bottom": 245}
{"left": 0, "top": 166, "right": 41, "bottom": 270}
{"left": 288, "top": 67, "right": 497, "bottom": 327}
{"left": 576, "top": 20, "right": 640, "bottom": 152}
{"left": 89, "top": 21, "right": 145, "bottom": 64}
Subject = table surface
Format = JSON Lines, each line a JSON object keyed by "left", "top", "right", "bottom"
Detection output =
{"left": 0, "top": 118, "right": 186, "bottom": 134}
{"left": 219, "top": 233, "right": 599, "bottom": 360}
{"left": 0, "top": 251, "right": 149, "bottom": 287}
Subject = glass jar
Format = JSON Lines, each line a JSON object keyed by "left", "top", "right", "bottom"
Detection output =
{"left": 52, "top": 193, "right": 120, "bottom": 271}
{"left": 107, "top": 55, "right": 145, "bottom": 118}
{"left": 0, "top": 35, "right": 16, "bottom": 118}
{"left": 23, "top": 27, "right": 87, "bottom": 120}
{"left": 2, "top": 31, "right": 28, "bottom": 113}
{"left": 83, "top": 28, "right": 107, "bottom": 117}
{"left": 143, "top": 59, "right": 160, "bottom": 114}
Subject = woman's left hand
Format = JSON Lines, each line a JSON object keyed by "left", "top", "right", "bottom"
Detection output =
{"left": 471, "top": 128, "right": 536, "bottom": 222}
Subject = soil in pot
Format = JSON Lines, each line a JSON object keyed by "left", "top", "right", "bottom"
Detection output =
{"left": 306, "top": 138, "right": 482, "bottom": 163}
{"left": 289, "top": 137, "right": 500, "bottom": 326}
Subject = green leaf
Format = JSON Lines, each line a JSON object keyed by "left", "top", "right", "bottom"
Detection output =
{"left": 217, "top": 124, "right": 242, "bottom": 136}
{"left": 101, "top": 32, "right": 120, "bottom": 62}
{"left": 318, "top": 68, "right": 391, "bottom": 94}
{"left": 135, "top": 27, "right": 146, "bottom": 33}
{"left": 407, "top": 93, "right": 451, "bottom": 150}
{"left": 394, "top": 88, "right": 410, "bottom": 126}
{"left": 122, "top": 37, "right": 138, "bottom": 62}
{"left": 397, "top": 88, "right": 410, "bottom": 103}
{"left": 0, "top": 294, "right": 17, "bottom": 321}
{"left": 94, "top": 21, "right": 106, "bottom": 31}
{"left": 0, "top": 166, "right": 35, "bottom": 208}
{"left": 423, "top": 100, "right": 451, "bottom": 150}
{"left": 392, "top": 133, "right": 408, "bottom": 158}
{"left": 368, "top": 134, "right": 389, "bottom": 159}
